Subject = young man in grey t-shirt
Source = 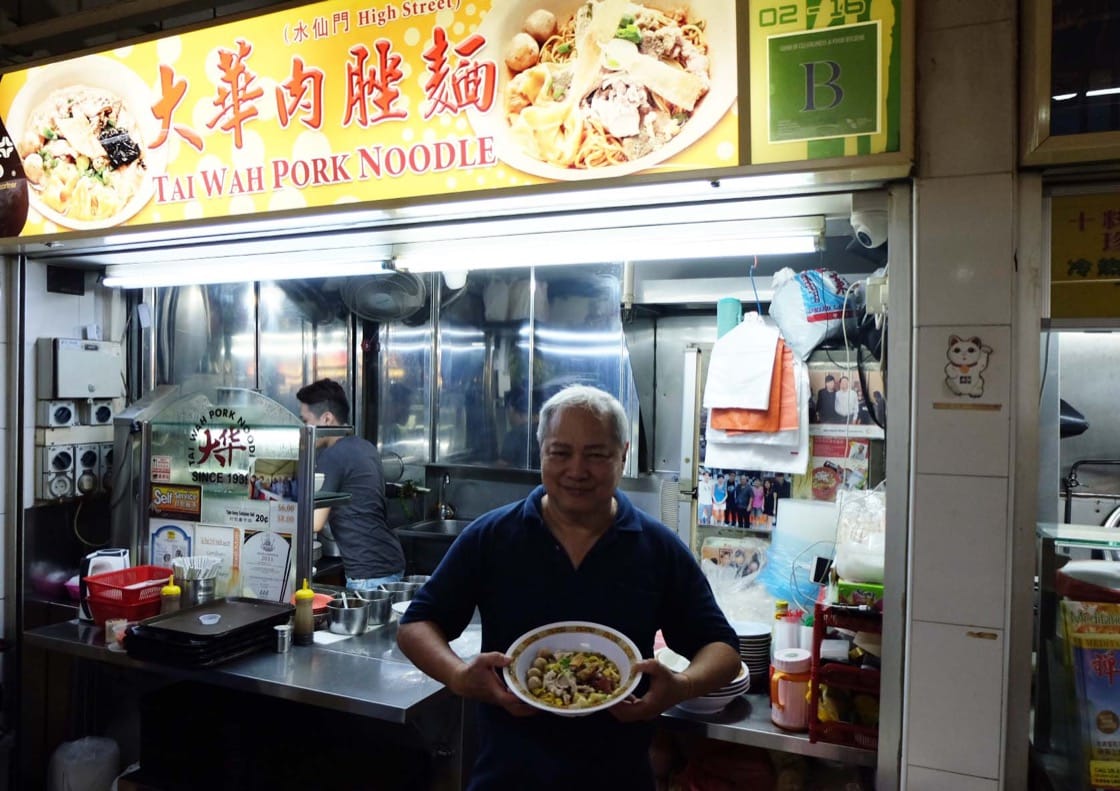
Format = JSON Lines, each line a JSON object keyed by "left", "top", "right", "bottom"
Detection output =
{"left": 296, "top": 379, "right": 404, "bottom": 589}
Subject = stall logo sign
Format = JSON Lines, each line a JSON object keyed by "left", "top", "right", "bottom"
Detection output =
{"left": 187, "top": 408, "right": 256, "bottom": 485}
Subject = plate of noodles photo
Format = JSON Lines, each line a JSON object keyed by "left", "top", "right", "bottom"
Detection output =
{"left": 5, "top": 55, "right": 166, "bottom": 231}
{"left": 468, "top": 0, "right": 737, "bottom": 181}
{"left": 503, "top": 620, "right": 643, "bottom": 716}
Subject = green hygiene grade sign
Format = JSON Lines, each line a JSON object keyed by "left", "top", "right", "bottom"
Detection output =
{"left": 748, "top": 0, "right": 901, "bottom": 164}
{"left": 767, "top": 22, "right": 880, "bottom": 143}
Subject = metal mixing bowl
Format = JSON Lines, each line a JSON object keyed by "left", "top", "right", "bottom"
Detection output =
{"left": 378, "top": 581, "right": 421, "bottom": 604}
{"left": 327, "top": 595, "right": 371, "bottom": 635}
{"left": 353, "top": 590, "right": 392, "bottom": 626}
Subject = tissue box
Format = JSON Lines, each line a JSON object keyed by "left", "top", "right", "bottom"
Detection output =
{"left": 835, "top": 579, "right": 884, "bottom": 611}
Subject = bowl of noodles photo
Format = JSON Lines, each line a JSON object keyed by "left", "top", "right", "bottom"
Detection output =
{"left": 468, "top": 0, "right": 737, "bottom": 181}
{"left": 503, "top": 620, "right": 643, "bottom": 716}
{"left": 5, "top": 55, "right": 165, "bottom": 231}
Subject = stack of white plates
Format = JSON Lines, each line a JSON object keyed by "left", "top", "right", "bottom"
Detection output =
{"left": 730, "top": 620, "right": 772, "bottom": 691}
{"left": 656, "top": 648, "right": 751, "bottom": 715}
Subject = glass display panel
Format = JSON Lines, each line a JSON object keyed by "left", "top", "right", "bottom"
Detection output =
{"left": 258, "top": 279, "right": 351, "bottom": 415}
{"left": 156, "top": 282, "right": 255, "bottom": 391}
{"left": 1050, "top": 0, "right": 1120, "bottom": 136}
{"left": 144, "top": 386, "right": 303, "bottom": 601}
{"left": 532, "top": 265, "right": 628, "bottom": 409}
{"left": 427, "top": 265, "right": 633, "bottom": 470}
{"left": 380, "top": 321, "right": 432, "bottom": 463}
{"left": 436, "top": 276, "right": 499, "bottom": 465}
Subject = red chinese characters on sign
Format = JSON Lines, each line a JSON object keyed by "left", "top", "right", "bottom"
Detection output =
{"left": 1063, "top": 207, "right": 1120, "bottom": 279}
{"left": 277, "top": 57, "right": 326, "bottom": 130}
{"left": 206, "top": 39, "right": 264, "bottom": 149}
{"left": 152, "top": 65, "right": 204, "bottom": 151}
{"left": 151, "top": 25, "right": 498, "bottom": 155}
{"left": 196, "top": 428, "right": 248, "bottom": 468}
{"left": 344, "top": 40, "right": 407, "bottom": 127}
{"left": 422, "top": 28, "right": 496, "bottom": 119}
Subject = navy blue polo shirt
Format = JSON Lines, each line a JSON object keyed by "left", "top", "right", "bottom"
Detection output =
{"left": 402, "top": 486, "right": 737, "bottom": 790}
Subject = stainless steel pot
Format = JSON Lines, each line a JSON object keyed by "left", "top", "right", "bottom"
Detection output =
{"left": 378, "top": 581, "right": 421, "bottom": 604}
{"left": 327, "top": 593, "right": 371, "bottom": 635}
{"left": 354, "top": 590, "right": 392, "bottom": 626}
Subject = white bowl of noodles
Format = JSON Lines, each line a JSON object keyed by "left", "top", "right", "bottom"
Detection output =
{"left": 5, "top": 54, "right": 165, "bottom": 231}
{"left": 468, "top": 0, "right": 737, "bottom": 181}
{"left": 503, "top": 620, "right": 643, "bottom": 716}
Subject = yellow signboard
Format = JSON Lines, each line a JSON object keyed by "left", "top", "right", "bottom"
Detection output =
{"left": 0, "top": 0, "right": 740, "bottom": 238}
{"left": 748, "top": 0, "right": 901, "bottom": 164}
{"left": 1051, "top": 193, "right": 1120, "bottom": 320}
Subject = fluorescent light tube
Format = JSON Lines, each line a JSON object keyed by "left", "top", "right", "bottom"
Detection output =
{"left": 392, "top": 216, "right": 824, "bottom": 274}
{"left": 101, "top": 252, "right": 391, "bottom": 288}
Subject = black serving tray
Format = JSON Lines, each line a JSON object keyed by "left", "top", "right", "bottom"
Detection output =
{"left": 136, "top": 597, "right": 293, "bottom": 640}
{"left": 124, "top": 597, "right": 294, "bottom": 667}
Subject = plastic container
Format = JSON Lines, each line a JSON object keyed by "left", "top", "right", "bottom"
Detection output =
{"left": 176, "top": 577, "right": 216, "bottom": 607}
{"left": 293, "top": 579, "right": 316, "bottom": 646}
{"left": 771, "top": 648, "right": 812, "bottom": 732}
{"left": 84, "top": 565, "right": 174, "bottom": 626}
{"left": 160, "top": 576, "right": 181, "bottom": 614}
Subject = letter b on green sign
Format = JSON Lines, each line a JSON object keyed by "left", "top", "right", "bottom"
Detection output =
{"left": 768, "top": 22, "right": 879, "bottom": 143}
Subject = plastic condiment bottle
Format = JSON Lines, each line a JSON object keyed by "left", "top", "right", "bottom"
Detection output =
{"left": 160, "top": 575, "right": 181, "bottom": 614}
{"left": 293, "top": 578, "right": 316, "bottom": 646}
{"left": 770, "top": 647, "right": 812, "bottom": 732}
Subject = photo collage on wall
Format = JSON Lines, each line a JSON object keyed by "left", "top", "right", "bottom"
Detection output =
{"left": 695, "top": 465, "right": 793, "bottom": 532}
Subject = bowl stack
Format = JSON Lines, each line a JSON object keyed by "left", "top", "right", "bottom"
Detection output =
{"left": 657, "top": 648, "right": 751, "bottom": 715}
{"left": 730, "top": 620, "right": 772, "bottom": 691}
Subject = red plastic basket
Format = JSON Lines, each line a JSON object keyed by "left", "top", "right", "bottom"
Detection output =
{"left": 85, "top": 565, "right": 173, "bottom": 626}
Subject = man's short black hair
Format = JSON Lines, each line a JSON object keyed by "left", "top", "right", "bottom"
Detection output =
{"left": 296, "top": 378, "right": 350, "bottom": 424}
{"left": 825, "top": 374, "right": 836, "bottom": 383}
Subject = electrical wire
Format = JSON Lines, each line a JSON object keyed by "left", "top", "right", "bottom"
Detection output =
{"left": 72, "top": 499, "right": 106, "bottom": 548}
{"left": 749, "top": 256, "right": 763, "bottom": 315}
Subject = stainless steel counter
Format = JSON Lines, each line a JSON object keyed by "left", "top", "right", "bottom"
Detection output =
{"left": 24, "top": 616, "right": 477, "bottom": 724}
{"left": 25, "top": 618, "right": 876, "bottom": 770}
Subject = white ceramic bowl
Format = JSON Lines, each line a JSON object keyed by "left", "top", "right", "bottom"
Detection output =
{"left": 467, "top": 0, "right": 738, "bottom": 181}
{"left": 656, "top": 647, "right": 749, "bottom": 697}
{"left": 675, "top": 696, "right": 733, "bottom": 715}
{"left": 504, "top": 621, "right": 643, "bottom": 716}
{"left": 5, "top": 54, "right": 166, "bottom": 230}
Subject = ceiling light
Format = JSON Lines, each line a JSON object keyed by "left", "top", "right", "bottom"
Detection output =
{"left": 101, "top": 250, "right": 391, "bottom": 288}
{"left": 391, "top": 216, "right": 824, "bottom": 274}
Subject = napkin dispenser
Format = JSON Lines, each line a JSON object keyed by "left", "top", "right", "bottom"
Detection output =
{"left": 78, "top": 548, "right": 130, "bottom": 621}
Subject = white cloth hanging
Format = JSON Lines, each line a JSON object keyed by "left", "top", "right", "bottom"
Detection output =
{"left": 702, "top": 313, "right": 779, "bottom": 410}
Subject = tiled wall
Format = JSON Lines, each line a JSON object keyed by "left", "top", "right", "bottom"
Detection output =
{"left": 8, "top": 265, "right": 122, "bottom": 641}
{"left": 907, "top": 0, "right": 1021, "bottom": 787}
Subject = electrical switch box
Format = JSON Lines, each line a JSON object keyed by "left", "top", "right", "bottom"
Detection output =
{"left": 75, "top": 444, "right": 102, "bottom": 495}
{"left": 37, "top": 400, "right": 78, "bottom": 428}
{"left": 37, "top": 338, "right": 124, "bottom": 399}
{"left": 36, "top": 445, "right": 75, "bottom": 499}
{"left": 78, "top": 399, "right": 116, "bottom": 426}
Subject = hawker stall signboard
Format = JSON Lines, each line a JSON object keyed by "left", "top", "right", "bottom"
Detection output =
{"left": 1050, "top": 193, "right": 1120, "bottom": 321}
{"left": 0, "top": 0, "right": 739, "bottom": 238}
{"left": 748, "top": 0, "right": 902, "bottom": 164}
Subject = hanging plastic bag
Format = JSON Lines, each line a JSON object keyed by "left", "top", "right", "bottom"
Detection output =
{"left": 833, "top": 484, "right": 886, "bottom": 584}
{"left": 769, "top": 267, "right": 863, "bottom": 360}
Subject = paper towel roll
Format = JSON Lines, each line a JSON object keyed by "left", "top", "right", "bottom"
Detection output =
{"left": 716, "top": 298, "right": 743, "bottom": 338}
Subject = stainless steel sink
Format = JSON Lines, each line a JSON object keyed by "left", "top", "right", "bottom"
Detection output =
{"left": 396, "top": 519, "right": 472, "bottom": 537}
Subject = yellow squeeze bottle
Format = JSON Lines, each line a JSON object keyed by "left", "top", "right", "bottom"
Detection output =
{"left": 294, "top": 578, "right": 316, "bottom": 646}
{"left": 160, "top": 575, "right": 181, "bottom": 614}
